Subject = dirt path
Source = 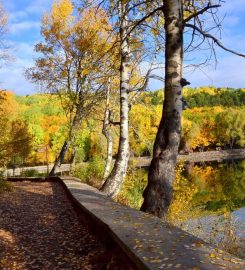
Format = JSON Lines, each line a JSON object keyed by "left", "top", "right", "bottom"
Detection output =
{"left": 0, "top": 181, "right": 134, "bottom": 270}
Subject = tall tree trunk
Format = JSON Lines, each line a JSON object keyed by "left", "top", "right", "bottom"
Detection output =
{"left": 101, "top": 2, "right": 130, "bottom": 197}
{"left": 49, "top": 110, "right": 81, "bottom": 176}
{"left": 102, "top": 80, "right": 114, "bottom": 181}
{"left": 141, "top": 0, "right": 184, "bottom": 219}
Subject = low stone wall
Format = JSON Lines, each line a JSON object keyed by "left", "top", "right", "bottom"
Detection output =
{"left": 7, "top": 176, "right": 245, "bottom": 269}
{"left": 5, "top": 163, "right": 72, "bottom": 177}
{"left": 57, "top": 177, "right": 245, "bottom": 270}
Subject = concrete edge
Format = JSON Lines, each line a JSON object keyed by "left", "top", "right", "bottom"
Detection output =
{"left": 57, "top": 177, "right": 148, "bottom": 270}
{"left": 6, "top": 176, "right": 245, "bottom": 270}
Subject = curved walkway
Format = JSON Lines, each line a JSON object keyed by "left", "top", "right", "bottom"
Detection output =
{"left": 0, "top": 181, "right": 135, "bottom": 270}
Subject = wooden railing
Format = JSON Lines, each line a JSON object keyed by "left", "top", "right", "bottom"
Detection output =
{"left": 135, "top": 148, "right": 245, "bottom": 167}
{"left": 5, "top": 149, "right": 245, "bottom": 176}
{"left": 5, "top": 163, "right": 73, "bottom": 177}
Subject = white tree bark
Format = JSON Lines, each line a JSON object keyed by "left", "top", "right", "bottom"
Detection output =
{"left": 101, "top": 2, "right": 130, "bottom": 197}
{"left": 102, "top": 79, "right": 114, "bottom": 180}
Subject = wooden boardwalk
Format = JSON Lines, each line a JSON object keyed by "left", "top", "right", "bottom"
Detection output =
{"left": 135, "top": 148, "right": 245, "bottom": 167}
{"left": 5, "top": 149, "right": 245, "bottom": 176}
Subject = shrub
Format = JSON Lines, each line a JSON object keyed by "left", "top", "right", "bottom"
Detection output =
{"left": 116, "top": 167, "right": 148, "bottom": 209}
{"left": 73, "top": 157, "right": 105, "bottom": 188}
{"left": 21, "top": 169, "right": 39, "bottom": 177}
{"left": 0, "top": 179, "right": 12, "bottom": 192}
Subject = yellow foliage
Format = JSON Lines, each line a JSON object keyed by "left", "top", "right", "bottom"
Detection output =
{"left": 42, "top": 0, "right": 74, "bottom": 38}
{"left": 168, "top": 162, "right": 199, "bottom": 222}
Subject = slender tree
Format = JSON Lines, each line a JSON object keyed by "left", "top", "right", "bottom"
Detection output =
{"left": 101, "top": 1, "right": 130, "bottom": 196}
{"left": 96, "top": 0, "right": 159, "bottom": 196}
{"left": 102, "top": 78, "right": 114, "bottom": 179}
{"left": 26, "top": 0, "right": 112, "bottom": 175}
{"left": 0, "top": 0, "right": 9, "bottom": 65}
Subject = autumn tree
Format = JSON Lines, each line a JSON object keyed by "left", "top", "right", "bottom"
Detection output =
{"left": 99, "top": 1, "right": 132, "bottom": 196}
{"left": 140, "top": 0, "right": 245, "bottom": 218}
{"left": 91, "top": 0, "right": 159, "bottom": 197}
{"left": 0, "top": 91, "right": 19, "bottom": 168}
{"left": 216, "top": 108, "right": 245, "bottom": 149}
{"left": 8, "top": 120, "right": 32, "bottom": 168}
{"left": 26, "top": 0, "right": 113, "bottom": 175}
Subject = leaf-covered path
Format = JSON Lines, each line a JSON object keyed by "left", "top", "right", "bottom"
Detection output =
{"left": 0, "top": 181, "right": 134, "bottom": 270}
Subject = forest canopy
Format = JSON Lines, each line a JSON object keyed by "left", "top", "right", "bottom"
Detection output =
{"left": 0, "top": 87, "right": 244, "bottom": 168}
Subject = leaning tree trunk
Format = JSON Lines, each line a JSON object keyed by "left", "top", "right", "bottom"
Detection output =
{"left": 49, "top": 110, "right": 80, "bottom": 176}
{"left": 102, "top": 80, "right": 114, "bottom": 181}
{"left": 49, "top": 140, "right": 71, "bottom": 176}
{"left": 101, "top": 2, "right": 130, "bottom": 197}
{"left": 141, "top": 0, "right": 184, "bottom": 219}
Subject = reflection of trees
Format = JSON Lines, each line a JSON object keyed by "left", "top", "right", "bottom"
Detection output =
{"left": 168, "top": 161, "right": 245, "bottom": 222}
{"left": 190, "top": 161, "right": 245, "bottom": 213}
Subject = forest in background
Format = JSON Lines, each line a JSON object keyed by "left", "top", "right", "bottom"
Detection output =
{"left": 0, "top": 86, "right": 244, "bottom": 169}
{"left": 1, "top": 86, "right": 244, "bottom": 224}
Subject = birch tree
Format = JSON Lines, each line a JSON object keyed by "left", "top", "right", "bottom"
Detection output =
{"left": 26, "top": 0, "right": 112, "bottom": 175}
{"left": 102, "top": 78, "right": 114, "bottom": 179}
{"left": 93, "top": 0, "right": 159, "bottom": 197}
{"left": 101, "top": 1, "right": 131, "bottom": 196}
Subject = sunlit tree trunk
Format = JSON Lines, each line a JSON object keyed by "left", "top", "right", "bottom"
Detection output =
{"left": 141, "top": 0, "right": 184, "bottom": 219}
{"left": 49, "top": 111, "right": 80, "bottom": 176}
{"left": 102, "top": 80, "right": 114, "bottom": 180}
{"left": 101, "top": 2, "right": 130, "bottom": 197}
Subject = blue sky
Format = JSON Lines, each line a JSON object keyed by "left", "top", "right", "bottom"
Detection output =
{"left": 0, "top": 0, "right": 245, "bottom": 95}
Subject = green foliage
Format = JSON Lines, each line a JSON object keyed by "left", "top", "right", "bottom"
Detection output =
{"left": 3, "top": 87, "right": 245, "bottom": 167}
{"left": 0, "top": 178, "right": 12, "bottom": 192}
{"left": 215, "top": 108, "right": 245, "bottom": 148}
{"left": 184, "top": 87, "right": 245, "bottom": 108}
{"left": 73, "top": 157, "right": 105, "bottom": 187}
{"left": 117, "top": 168, "right": 148, "bottom": 209}
{"left": 20, "top": 169, "right": 39, "bottom": 177}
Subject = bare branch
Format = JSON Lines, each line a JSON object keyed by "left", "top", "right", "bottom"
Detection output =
{"left": 184, "top": 4, "right": 221, "bottom": 23}
{"left": 185, "top": 23, "right": 245, "bottom": 58}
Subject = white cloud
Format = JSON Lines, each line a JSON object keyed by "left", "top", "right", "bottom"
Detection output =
{"left": 0, "top": 40, "right": 38, "bottom": 95}
{"left": 223, "top": 15, "right": 240, "bottom": 27}
{"left": 221, "top": 0, "right": 245, "bottom": 13}
{"left": 9, "top": 10, "right": 28, "bottom": 23}
{"left": 0, "top": 64, "right": 37, "bottom": 95}
{"left": 184, "top": 54, "right": 245, "bottom": 88}
{"left": 25, "top": 0, "right": 52, "bottom": 15}
{"left": 10, "top": 21, "right": 40, "bottom": 35}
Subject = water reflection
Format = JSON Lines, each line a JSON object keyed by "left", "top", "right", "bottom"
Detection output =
{"left": 119, "top": 159, "right": 245, "bottom": 257}
{"left": 183, "top": 160, "right": 245, "bottom": 215}
{"left": 172, "top": 159, "right": 245, "bottom": 259}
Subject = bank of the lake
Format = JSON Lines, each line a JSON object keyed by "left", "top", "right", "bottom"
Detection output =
{"left": 116, "top": 159, "right": 245, "bottom": 259}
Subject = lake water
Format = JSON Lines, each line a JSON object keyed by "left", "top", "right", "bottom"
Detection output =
{"left": 173, "top": 159, "right": 245, "bottom": 258}
{"left": 123, "top": 159, "right": 245, "bottom": 257}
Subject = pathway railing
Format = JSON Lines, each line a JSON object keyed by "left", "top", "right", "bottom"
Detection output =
{"left": 5, "top": 149, "right": 245, "bottom": 176}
